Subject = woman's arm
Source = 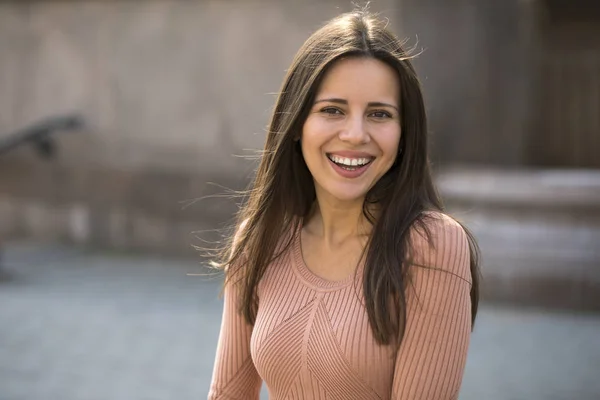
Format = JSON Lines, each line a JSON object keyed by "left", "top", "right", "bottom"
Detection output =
{"left": 208, "top": 220, "right": 262, "bottom": 399}
{"left": 391, "top": 214, "right": 473, "bottom": 400}
{"left": 208, "top": 279, "right": 262, "bottom": 400}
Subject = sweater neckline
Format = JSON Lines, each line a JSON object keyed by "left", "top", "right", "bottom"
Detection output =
{"left": 291, "top": 227, "right": 359, "bottom": 291}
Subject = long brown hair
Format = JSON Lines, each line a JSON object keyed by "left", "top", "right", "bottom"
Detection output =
{"left": 216, "top": 9, "right": 480, "bottom": 347}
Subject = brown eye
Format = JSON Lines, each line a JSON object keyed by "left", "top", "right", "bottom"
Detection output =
{"left": 370, "top": 111, "right": 392, "bottom": 119}
{"left": 321, "top": 107, "right": 343, "bottom": 115}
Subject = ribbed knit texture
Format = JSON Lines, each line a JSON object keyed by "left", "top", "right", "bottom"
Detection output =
{"left": 209, "top": 213, "right": 473, "bottom": 400}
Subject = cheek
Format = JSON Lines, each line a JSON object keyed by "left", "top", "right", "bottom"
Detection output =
{"left": 300, "top": 118, "right": 328, "bottom": 157}
{"left": 377, "top": 128, "right": 401, "bottom": 162}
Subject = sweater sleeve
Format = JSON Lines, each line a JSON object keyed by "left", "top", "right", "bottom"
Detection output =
{"left": 208, "top": 279, "right": 262, "bottom": 400}
{"left": 391, "top": 214, "right": 473, "bottom": 400}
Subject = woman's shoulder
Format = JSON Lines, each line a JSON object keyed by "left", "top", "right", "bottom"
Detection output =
{"left": 407, "top": 211, "right": 472, "bottom": 282}
{"left": 416, "top": 210, "right": 466, "bottom": 235}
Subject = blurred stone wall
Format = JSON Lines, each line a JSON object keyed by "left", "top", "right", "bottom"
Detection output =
{"left": 396, "top": 0, "right": 537, "bottom": 167}
{"left": 2, "top": 0, "right": 403, "bottom": 174}
{"left": 3, "top": 0, "right": 595, "bottom": 256}
{"left": 0, "top": 0, "right": 399, "bottom": 255}
{"left": 527, "top": 0, "right": 600, "bottom": 168}
{"left": 401, "top": 0, "right": 599, "bottom": 169}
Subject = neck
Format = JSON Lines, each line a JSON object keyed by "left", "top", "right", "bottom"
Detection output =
{"left": 305, "top": 192, "right": 372, "bottom": 247}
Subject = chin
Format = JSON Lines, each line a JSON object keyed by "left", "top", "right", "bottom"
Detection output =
{"left": 323, "top": 185, "right": 370, "bottom": 204}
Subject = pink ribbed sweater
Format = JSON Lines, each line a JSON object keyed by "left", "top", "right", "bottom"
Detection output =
{"left": 209, "top": 214, "right": 473, "bottom": 399}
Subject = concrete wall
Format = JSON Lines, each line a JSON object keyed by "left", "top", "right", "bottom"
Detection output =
{"left": 0, "top": 0, "right": 400, "bottom": 255}
{"left": 1, "top": 0, "right": 564, "bottom": 256}
{"left": 396, "top": 0, "right": 536, "bottom": 167}
{"left": 0, "top": 0, "right": 541, "bottom": 172}
{"left": 1, "top": 0, "right": 394, "bottom": 175}
{"left": 527, "top": 0, "right": 600, "bottom": 168}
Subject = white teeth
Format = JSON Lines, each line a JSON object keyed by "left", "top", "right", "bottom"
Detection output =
{"left": 328, "top": 155, "right": 372, "bottom": 167}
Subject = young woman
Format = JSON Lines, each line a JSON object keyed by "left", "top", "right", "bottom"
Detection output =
{"left": 208, "top": 8, "right": 479, "bottom": 400}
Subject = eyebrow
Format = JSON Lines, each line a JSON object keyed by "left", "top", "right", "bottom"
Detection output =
{"left": 314, "top": 98, "right": 399, "bottom": 112}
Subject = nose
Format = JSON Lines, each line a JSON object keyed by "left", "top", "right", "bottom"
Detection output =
{"left": 338, "top": 115, "right": 370, "bottom": 145}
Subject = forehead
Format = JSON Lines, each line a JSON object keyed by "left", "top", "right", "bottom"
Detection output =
{"left": 316, "top": 57, "right": 400, "bottom": 103}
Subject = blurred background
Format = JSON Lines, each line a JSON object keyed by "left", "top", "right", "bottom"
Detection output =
{"left": 0, "top": 0, "right": 599, "bottom": 399}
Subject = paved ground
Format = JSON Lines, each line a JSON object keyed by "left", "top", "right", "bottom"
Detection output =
{"left": 1, "top": 241, "right": 599, "bottom": 400}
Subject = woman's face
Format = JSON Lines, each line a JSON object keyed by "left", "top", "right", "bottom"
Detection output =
{"left": 301, "top": 56, "right": 401, "bottom": 205}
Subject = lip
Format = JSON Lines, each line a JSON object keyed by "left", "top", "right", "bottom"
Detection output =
{"left": 327, "top": 150, "right": 375, "bottom": 158}
{"left": 326, "top": 154, "right": 373, "bottom": 179}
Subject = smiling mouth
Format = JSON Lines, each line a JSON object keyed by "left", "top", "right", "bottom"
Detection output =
{"left": 326, "top": 153, "right": 374, "bottom": 170}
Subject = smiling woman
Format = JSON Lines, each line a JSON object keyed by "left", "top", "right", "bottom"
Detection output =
{"left": 301, "top": 57, "right": 401, "bottom": 203}
{"left": 208, "top": 7, "right": 480, "bottom": 400}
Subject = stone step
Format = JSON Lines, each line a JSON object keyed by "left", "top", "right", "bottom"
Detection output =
{"left": 437, "top": 167, "right": 600, "bottom": 311}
